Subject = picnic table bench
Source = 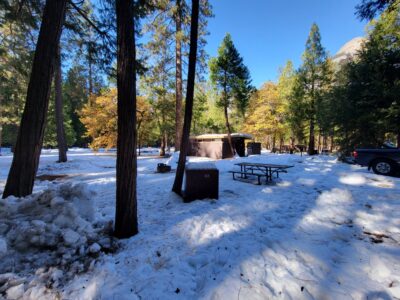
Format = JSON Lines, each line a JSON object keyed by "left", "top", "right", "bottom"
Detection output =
{"left": 229, "top": 162, "right": 294, "bottom": 185}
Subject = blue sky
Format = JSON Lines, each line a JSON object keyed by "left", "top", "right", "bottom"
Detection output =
{"left": 205, "top": 0, "right": 368, "bottom": 88}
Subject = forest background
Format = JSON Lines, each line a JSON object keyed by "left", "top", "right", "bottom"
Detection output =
{"left": 1, "top": 0, "right": 399, "bottom": 158}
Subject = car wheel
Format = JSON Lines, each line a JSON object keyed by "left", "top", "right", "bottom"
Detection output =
{"left": 371, "top": 159, "right": 395, "bottom": 176}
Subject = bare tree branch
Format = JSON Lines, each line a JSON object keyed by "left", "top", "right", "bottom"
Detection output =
{"left": 68, "top": 0, "right": 105, "bottom": 36}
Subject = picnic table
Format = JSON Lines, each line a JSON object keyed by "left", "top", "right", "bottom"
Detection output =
{"left": 229, "top": 162, "right": 294, "bottom": 185}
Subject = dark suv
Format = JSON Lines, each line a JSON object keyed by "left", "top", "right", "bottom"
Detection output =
{"left": 353, "top": 143, "right": 400, "bottom": 176}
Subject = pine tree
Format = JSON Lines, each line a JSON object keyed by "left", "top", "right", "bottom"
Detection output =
{"left": 292, "top": 23, "right": 331, "bottom": 155}
{"left": 43, "top": 88, "right": 76, "bottom": 149}
{"left": 333, "top": 0, "right": 400, "bottom": 150}
{"left": 209, "top": 33, "right": 252, "bottom": 155}
{"left": 142, "top": 18, "right": 176, "bottom": 156}
{"left": 54, "top": 41, "right": 68, "bottom": 162}
{"left": 0, "top": 1, "right": 42, "bottom": 153}
{"left": 114, "top": 0, "right": 138, "bottom": 238}
{"left": 3, "top": 0, "right": 67, "bottom": 198}
{"left": 315, "top": 58, "right": 335, "bottom": 151}
{"left": 63, "top": 64, "right": 92, "bottom": 147}
{"left": 191, "top": 85, "right": 208, "bottom": 134}
{"left": 172, "top": 0, "right": 200, "bottom": 196}
{"left": 190, "top": 82, "right": 226, "bottom": 134}
{"left": 143, "top": 0, "right": 212, "bottom": 151}
{"left": 356, "top": 0, "right": 396, "bottom": 20}
{"left": 174, "top": 0, "right": 184, "bottom": 151}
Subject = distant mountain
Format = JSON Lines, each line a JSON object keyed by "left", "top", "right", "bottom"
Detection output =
{"left": 332, "top": 37, "right": 366, "bottom": 64}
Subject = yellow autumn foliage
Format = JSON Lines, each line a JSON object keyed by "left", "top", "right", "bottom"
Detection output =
{"left": 243, "top": 82, "right": 289, "bottom": 146}
{"left": 80, "top": 88, "right": 153, "bottom": 150}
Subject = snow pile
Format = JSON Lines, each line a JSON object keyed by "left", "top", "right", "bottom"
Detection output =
{"left": 165, "top": 151, "right": 179, "bottom": 167}
{"left": 0, "top": 148, "right": 12, "bottom": 156}
{"left": 0, "top": 183, "right": 117, "bottom": 299}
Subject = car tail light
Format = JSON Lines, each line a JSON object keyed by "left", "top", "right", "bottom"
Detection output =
{"left": 353, "top": 151, "right": 358, "bottom": 158}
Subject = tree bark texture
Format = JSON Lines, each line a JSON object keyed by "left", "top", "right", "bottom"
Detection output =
{"left": 224, "top": 88, "right": 235, "bottom": 155}
{"left": 137, "top": 111, "right": 145, "bottom": 156}
{"left": 308, "top": 96, "right": 316, "bottom": 155}
{"left": 87, "top": 40, "right": 95, "bottom": 107}
{"left": 317, "top": 130, "right": 321, "bottom": 153}
{"left": 397, "top": 132, "right": 400, "bottom": 148}
{"left": 308, "top": 117, "right": 315, "bottom": 155}
{"left": 55, "top": 44, "right": 68, "bottom": 163}
{"left": 172, "top": 0, "right": 199, "bottom": 195}
{"left": 307, "top": 77, "right": 317, "bottom": 156}
{"left": 272, "top": 133, "right": 276, "bottom": 151}
{"left": 224, "top": 100, "right": 235, "bottom": 156}
{"left": 174, "top": 0, "right": 183, "bottom": 151}
{"left": 160, "top": 134, "right": 166, "bottom": 156}
{"left": 88, "top": 44, "right": 93, "bottom": 97}
{"left": 114, "top": 0, "right": 138, "bottom": 238}
{"left": 290, "top": 136, "right": 295, "bottom": 154}
{"left": 2, "top": 0, "right": 67, "bottom": 198}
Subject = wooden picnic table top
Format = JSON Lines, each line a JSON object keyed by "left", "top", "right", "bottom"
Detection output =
{"left": 234, "top": 162, "right": 294, "bottom": 169}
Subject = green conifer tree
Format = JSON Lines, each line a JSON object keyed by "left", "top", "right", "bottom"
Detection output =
{"left": 333, "top": 0, "right": 400, "bottom": 150}
{"left": 209, "top": 33, "right": 253, "bottom": 155}
{"left": 291, "top": 23, "right": 331, "bottom": 155}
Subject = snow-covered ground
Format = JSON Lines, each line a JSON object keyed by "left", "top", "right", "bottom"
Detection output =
{"left": 0, "top": 149, "right": 399, "bottom": 299}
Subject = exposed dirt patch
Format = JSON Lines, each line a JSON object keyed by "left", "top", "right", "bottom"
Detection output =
{"left": 36, "top": 174, "right": 68, "bottom": 181}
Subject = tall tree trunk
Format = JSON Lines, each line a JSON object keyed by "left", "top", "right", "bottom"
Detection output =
{"left": 165, "top": 132, "right": 169, "bottom": 153}
{"left": 396, "top": 131, "right": 400, "bottom": 149}
{"left": 265, "top": 137, "right": 270, "bottom": 151}
{"left": 308, "top": 80, "right": 316, "bottom": 156}
{"left": 224, "top": 104, "right": 235, "bottom": 156}
{"left": 88, "top": 41, "right": 94, "bottom": 107}
{"left": 396, "top": 121, "right": 400, "bottom": 149}
{"left": 55, "top": 43, "right": 67, "bottom": 163}
{"left": 114, "top": 0, "right": 138, "bottom": 238}
{"left": 88, "top": 45, "right": 93, "bottom": 97}
{"left": 172, "top": 0, "right": 199, "bottom": 195}
{"left": 308, "top": 117, "right": 315, "bottom": 155}
{"left": 330, "top": 132, "right": 334, "bottom": 152}
{"left": 137, "top": 112, "right": 144, "bottom": 156}
{"left": 160, "top": 112, "right": 166, "bottom": 156}
{"left": 160, "top": 133, "right": 166, "bottom": 156}
{"left": 317, "top": 130, "right": 321, "bottom": 153}
{"left": 290, "top": 136, "right": 295, "bottom": 154}
{"left": 174, "top": 0, "right": 183, "bottom": 151}
{"left": 272, "top": 133, "right": 276, "bottom": 151}
{"left": 222, "top": 70, "right": 235, "bottom": 156}
{"left": 344, "top": 130, "right": 349, "bottom": 153}
{"left": 2, "top": 0, "right": 66, "bottom": 199}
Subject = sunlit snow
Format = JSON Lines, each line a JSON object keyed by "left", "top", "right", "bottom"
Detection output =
{"left": 0, "top": 148, "right": 399, "bottom": 299}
